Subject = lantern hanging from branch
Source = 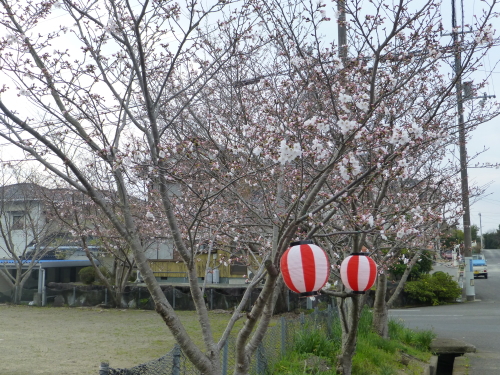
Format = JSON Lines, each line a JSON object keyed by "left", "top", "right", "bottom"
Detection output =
{"left": 280, "top": 240, "right": 330, "bottom": 296}
{"left": 340, "top": 252, "right": 377, "bottom": 294}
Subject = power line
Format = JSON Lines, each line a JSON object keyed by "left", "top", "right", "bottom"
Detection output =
{"left": 481, "top": 198, "right": 500, "bottom": 204}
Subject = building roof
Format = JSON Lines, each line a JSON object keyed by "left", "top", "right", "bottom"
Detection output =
{"left": 0, "top": 183, "right": 49, "bottom": 201}
{"left": 0, "top": 259, "right": 94, "bottom": 268}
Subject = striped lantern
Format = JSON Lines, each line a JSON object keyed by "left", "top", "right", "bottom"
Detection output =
{"left": 340, "top": 253, "right": 377, "bottom": 293}
{"left": 280, "top": 240, "right": 330, "bottom": 296}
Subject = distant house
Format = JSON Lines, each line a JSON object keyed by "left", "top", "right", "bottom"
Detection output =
{"left": 0, "top": 183, "right": 52, "bottom": 259}
{"left": 0, "top": 183, "right": 100, "bottom": 303}
{"left": 146, "top": 239, "right": 251, "bottom": 285}
{"left": 0, "top": 183, "right": 103, "bottom": 256}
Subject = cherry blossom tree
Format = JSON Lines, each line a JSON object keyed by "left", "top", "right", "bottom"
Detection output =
{"left": 360, "top": 167, "right": 464, "bottom": 338}
{"left": 244, "top": 0, "right": 497, "bottom": 372}
{"left": 0, "top": 0, "right": 498, "bottom": 374}
{"left": 309, "top": 148, "right": 464, "bottom": 369}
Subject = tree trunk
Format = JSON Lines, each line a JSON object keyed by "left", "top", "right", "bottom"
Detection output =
{"left": 337, "top": 294, "right": 362, "bottom": 375}
{"left": 115, "top": 263, "right": 132, "bottom": 308}
{"left": 115, "top": 290, "right": 123, "bottom": 308}
{"left": 373, "top": 249, "right": 423, "bottom": 338}
{"left": 387, "top": 249, "right": 423, "bottom": 309}
{"left": 13, "top": 267, "right": 23, "bottom": 304}
{"left": 13, "top": 285, "right": 21, "bottom": 304}
{"left": 372, "top": 273, "right": 388, "bottom": 338}
{"left": 270, "top": 276, "right": 288, "bottom": 313}
{"left": 234, "top": 260, "right": 279, "bottom": 375}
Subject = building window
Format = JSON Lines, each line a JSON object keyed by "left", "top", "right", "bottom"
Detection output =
{"left": 11, "top": 212, "right": 25, "bottom": 230}
{"left": 230, "top": 260, "right": 247, "bottom": 276}
{"left": 12, "top": 215, "right": 24, "bottom": 230}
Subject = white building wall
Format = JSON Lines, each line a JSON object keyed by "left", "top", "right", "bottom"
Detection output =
{"left": 0, "top": 201, "right": 45, "bottom": 259}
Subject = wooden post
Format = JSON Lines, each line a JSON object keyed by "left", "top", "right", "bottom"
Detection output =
{"left": 172, "top": 344, "right": 181, "bottom": 375}
{"left": 256, "top": 342, "right": 266, "bottom": 374}
{"left": 99, "top": 362, "right": 109, "bottom": 375}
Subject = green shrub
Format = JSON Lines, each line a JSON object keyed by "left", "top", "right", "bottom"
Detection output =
{"left": 78, "top": 266, "right": 112, "bottom": 285}
{"left": 79, "top": 266, "right": 96, "bottom": 284}
{"left": 404, "top": 271, "right": 462, "bottom": 305}
{"left": 97, "top": 266, "right": 112, "bottom": 281}
{"left": 390, "top": 250, "right": 433, "bottom": 281}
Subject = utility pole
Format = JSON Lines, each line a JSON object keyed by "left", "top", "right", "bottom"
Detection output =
{"left": 479, "top": 213, "right": 484, "bottom": 250}
{"left": 338, "top": 0, "right": 347, "bottom": 62}
{"left": 451, "top": 0, "right": 474, "bottom": 301}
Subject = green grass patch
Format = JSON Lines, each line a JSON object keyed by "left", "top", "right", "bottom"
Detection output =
{"left": 272, "top": 351, "right": 337, "bottom": 375}
{"left": 271, "top": 307, "right": 435, "bottom": 375}
{"left": 388, "top": 318, "right": 435, "bottom": 353}
{"left": 353, "top": 309, "right": 434, "bottom": 374}
{"left": 294, "top": 325, "right": 340, "bottom": 357}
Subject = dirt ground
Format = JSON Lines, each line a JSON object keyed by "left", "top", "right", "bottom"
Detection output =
{"left": 0, "top": 304, "right": 230, "bottom": 375}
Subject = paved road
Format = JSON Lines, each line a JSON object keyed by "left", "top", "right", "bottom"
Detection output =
{"left": 389, "top": 249, "right": 500, "bottom": 374}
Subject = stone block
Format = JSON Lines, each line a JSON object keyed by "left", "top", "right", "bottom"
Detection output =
{"left": 33, "top": 293, "right": 42, "bottom": 307}
{"left": 429, "top": 355, "right": 438, "bottom": 375}
{"left": 53, "top": 295, "right": 65, "bottom": 307}
{"left": 430, "top": 338, "right": 476, "bottom": 354}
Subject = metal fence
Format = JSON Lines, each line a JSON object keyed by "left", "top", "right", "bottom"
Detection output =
{"left": 8, "top": 283, "right": 335, "bottom": 312}
{"left": 99, "top": 306, "right": 339, "bottom": 375}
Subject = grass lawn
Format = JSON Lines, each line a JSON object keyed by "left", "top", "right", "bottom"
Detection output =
{"left": 0, "top": 304, "right": 241, "bottom": 375}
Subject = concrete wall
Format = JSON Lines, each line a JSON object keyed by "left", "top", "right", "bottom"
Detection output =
{"left": 0, "top": 272, "right": 12, "bottom": 295}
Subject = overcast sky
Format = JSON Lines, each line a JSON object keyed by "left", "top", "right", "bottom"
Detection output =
{"left": 0, "top": 0, "right": 499, "bottom": 232}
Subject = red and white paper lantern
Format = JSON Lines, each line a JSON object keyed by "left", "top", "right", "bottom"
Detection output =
{"left": 340, "top": 253, "right": 377, "bottom": 293}
{"left": 280, "top": 240, "right": 330, "bottom": 296}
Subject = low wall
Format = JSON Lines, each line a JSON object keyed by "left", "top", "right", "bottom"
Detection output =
{"left": 5, "top": 282, "right": 335, "bottom": 312}
{"left": 3, "top": 281, "right": 423, "bottom": 310}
